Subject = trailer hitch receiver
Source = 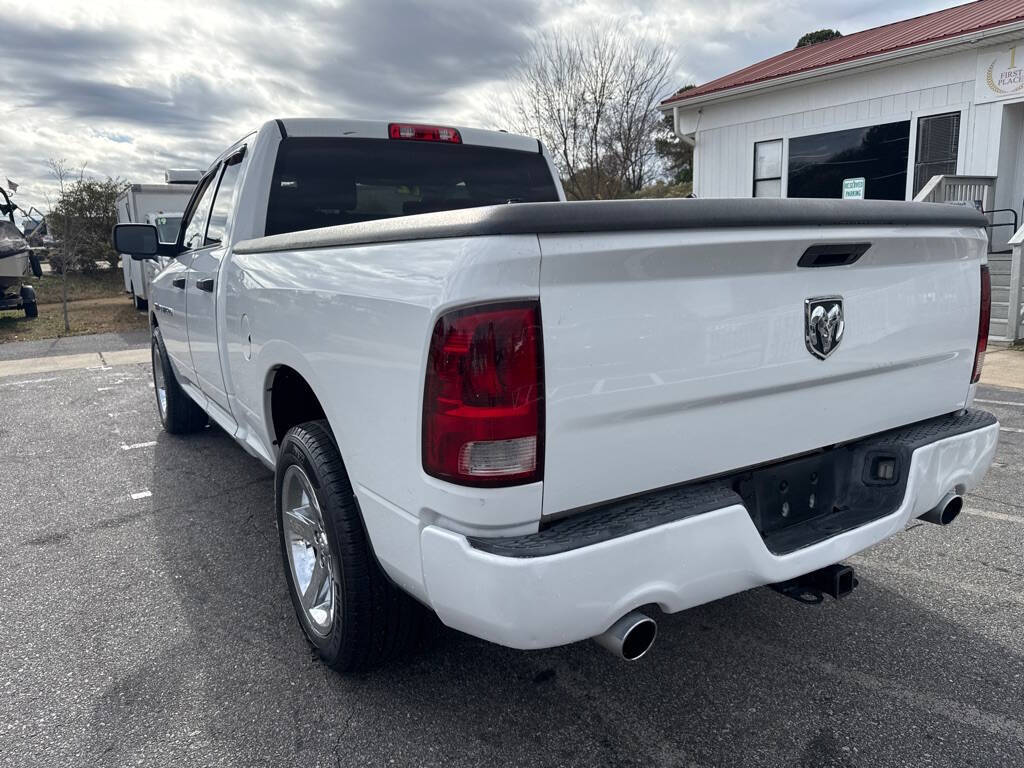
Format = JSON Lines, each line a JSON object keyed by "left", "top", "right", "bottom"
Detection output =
{"left": 771, "top": 564, "right": 858, "bottom": 604}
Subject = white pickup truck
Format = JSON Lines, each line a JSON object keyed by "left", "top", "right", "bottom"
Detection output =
{"left": 114, "top": 118, "right": 999, "bottom": 672}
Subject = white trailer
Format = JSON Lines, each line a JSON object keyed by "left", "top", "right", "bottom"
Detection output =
{"left": 116, "top": 173, "right": 199, "bottom": 308}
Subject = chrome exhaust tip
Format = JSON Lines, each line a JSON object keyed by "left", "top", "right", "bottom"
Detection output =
{"left": 593, "top": 611, "right": 657, "bottom": 661}
{"left": 918, "top": 492, "right": 963, "bottom": 526}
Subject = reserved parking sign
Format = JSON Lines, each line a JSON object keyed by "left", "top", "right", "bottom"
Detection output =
{"left": 842, "top": 177, "right": 866, "bottom": 199}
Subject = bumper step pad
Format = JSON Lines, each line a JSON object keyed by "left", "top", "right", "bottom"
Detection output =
{"left": 469, "top": 409, "right": 997, "bottom": 559}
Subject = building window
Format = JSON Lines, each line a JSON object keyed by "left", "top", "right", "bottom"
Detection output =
{"left": 753, "top": 140, "right": 783, "bottom": 197}
{"left": 788, "top": 120, "right": 911, "bottom": 200}
{"left": 914, "top": 111, "right": 961, "bottom": 194}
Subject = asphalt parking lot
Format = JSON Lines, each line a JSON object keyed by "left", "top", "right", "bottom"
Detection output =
{"left": 2, "top": 345, "right": 1023, "bottom": 767}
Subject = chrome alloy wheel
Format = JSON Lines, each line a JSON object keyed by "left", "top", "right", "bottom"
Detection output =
{"left": 281, "top": 465, "right": 337, "bottom": 637}
{"left": 152, "top": 341, "right": 168, "bottom": 420}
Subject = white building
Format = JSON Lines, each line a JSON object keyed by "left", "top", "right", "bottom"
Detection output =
{"left": 661, "top": 0, "right": 1024, "bottom": 342}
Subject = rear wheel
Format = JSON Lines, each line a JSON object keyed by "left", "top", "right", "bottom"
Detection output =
{"left": 152, "top": 326, "right": 206, "bottom": 434}
{"left": 20, "top": 286, "right": 37, "bottom": 319}
{"left": 276, "top": 420, "right": 428, "bottom": 673}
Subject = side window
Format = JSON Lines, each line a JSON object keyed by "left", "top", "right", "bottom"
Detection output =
{"left": 181, "top": 172, "right": 219, "bottom": 251}
{"left": 753, "top": 139, "right": 783, "bottom": 197}
{"left": 206, "top": 153, "right": 244, "bottom": 245}
{"left": 914, "top": 112, "right": 960, "bottom": 195}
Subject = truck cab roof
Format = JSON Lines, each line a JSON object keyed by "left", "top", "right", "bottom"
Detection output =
{"left": 268, "top": 118, "right": 543, "bottom": 155}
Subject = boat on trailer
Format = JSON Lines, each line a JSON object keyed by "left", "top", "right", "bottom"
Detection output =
{"left": 0, "top": 187, "right": 41, "bottom": 318}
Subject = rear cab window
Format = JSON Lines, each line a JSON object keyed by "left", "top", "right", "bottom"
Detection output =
{"left": 265, "top": 138, "right": 560, "bottom": 236}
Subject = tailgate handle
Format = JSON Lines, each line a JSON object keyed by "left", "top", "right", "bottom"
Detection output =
{"left": 798, "top": 243, "right": 871, "bottom": 268}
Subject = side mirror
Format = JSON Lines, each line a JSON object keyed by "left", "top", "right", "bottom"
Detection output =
{"left": 112, "top": 223, "right": 160, "bottom": 260}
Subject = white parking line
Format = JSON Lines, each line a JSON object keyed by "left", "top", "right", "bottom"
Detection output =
{"left": 0, "top": 376, "right": 57, "bottom": 388}
{"left": 999, "top": 426, "right": 1024, "bottom": 434}
{"left": 121, "top": 441, "right": 157, "bottom": 451}
{"left": 96, "top": 386, "right": 119, "bottom": 392}
{"left": 966, "top": 508, "right": 1024, "bottom": 524}
{"left": 129, "top": 490, "right": 152, "bottom": 500}
{"left": 975, "top": 398, "right": 1024, "bottom": 408}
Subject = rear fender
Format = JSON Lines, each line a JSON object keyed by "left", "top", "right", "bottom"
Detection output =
{"left": 257, "top": 341, "right": 339, "bottom": 462}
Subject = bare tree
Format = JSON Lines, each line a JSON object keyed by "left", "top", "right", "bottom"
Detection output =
{"left": 47, "top": 158, "right": 86, "bottom": 333}
{"left": 500, "top": 28, "right": 674, "bottom": 200}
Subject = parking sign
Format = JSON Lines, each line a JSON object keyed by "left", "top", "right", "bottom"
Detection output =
{"left": 842, "top": 178, "right": 866, "bottom": 199}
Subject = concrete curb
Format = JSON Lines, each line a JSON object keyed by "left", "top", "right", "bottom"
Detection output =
{"left": 0, "top": 347, "right": 149, "bottom": 378}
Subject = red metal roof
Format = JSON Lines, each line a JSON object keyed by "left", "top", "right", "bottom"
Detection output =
{"left": 662, "top": 0, "right": 1024, "bottom": 105}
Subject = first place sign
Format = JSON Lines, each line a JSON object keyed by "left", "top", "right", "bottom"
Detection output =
{"left": 977, "top": 42, "right": 1024, "bottom": 103}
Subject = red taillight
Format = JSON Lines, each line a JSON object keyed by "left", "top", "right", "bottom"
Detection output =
{"left": 423, "top": 302, "right": 543, "bottom": 487}
{"left": 972, "top": 264, "right": 991, "bottom": 383}
{"left": 388, "top": 123, "right": 462, "bottom": 143}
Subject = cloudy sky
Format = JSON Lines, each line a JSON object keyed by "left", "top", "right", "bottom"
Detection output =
{"left": 0, "top": 0, "right": 966, "bottom": 217}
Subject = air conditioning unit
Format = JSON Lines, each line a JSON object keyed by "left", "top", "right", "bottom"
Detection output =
{"left": 164, "top": 169, "right": 202, "bottom": 185}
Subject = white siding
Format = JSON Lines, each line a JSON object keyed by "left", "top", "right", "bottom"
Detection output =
{"left": 685, "top": 46, "right": 1012, "bottom": 199}
{"left": 694, "top": 84, "right": 975, "bottom": 198}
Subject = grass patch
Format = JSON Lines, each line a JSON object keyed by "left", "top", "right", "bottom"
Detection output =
{"left": 0, "top": 297, "right": 148, "bottom": 343}
{"left": 29, "top": 269, "right": 127, "bottom": 305}
{"left": 0, "top": 267, "right": 148, "bottom": 343}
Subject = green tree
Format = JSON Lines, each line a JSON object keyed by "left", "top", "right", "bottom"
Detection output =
{"left": 796, "top": 29, "right": 842, "bottom": 48}
{"left": 48, "top": 169, "right": 127, "bottom": 273}
{"left": 653, "top": 84, "right": 696, "bottom": 185}
{"left": 47, "top": 158, "right": 129, "bottom": 332}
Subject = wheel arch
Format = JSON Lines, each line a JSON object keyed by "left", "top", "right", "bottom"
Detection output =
{"left": 266, "top": 363, "right": 329, "bottom": 449}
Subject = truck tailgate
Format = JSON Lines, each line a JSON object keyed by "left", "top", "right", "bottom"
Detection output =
{"left": 539, "top": 223, "right": 987, "bottom": 515}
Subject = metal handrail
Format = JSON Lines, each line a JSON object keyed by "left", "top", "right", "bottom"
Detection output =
{"left": 984, "top": 209, "right": 1020, "bottom": 256}
{"left": 985, "top": 208, "right": 1019, "bottom": 232}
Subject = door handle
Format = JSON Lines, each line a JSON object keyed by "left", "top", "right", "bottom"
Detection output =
{"left": 171, "top": 277, "right": 186, "bottom": 289}
{"left": 196, "top": 278, "right": 214, "bottom": 292}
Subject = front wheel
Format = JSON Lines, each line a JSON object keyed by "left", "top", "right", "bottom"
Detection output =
{"left": 276, "top": 420, "right": 428, "bottom": 673}
{"left": 151, "top": 326, "right": 206, "bottom": 434}
{"left": 20, "top": 286, "right": 37, "bottom": 319}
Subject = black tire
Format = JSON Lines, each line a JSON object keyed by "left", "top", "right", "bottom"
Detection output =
{"left": 20, "top": 286, "right": 37, "bottom": 318}
{"left": 152, "top": 326, "right": 207, "bottom": 434}
{"left": 276, "top": 420, "right": 427, "bottom": 673}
